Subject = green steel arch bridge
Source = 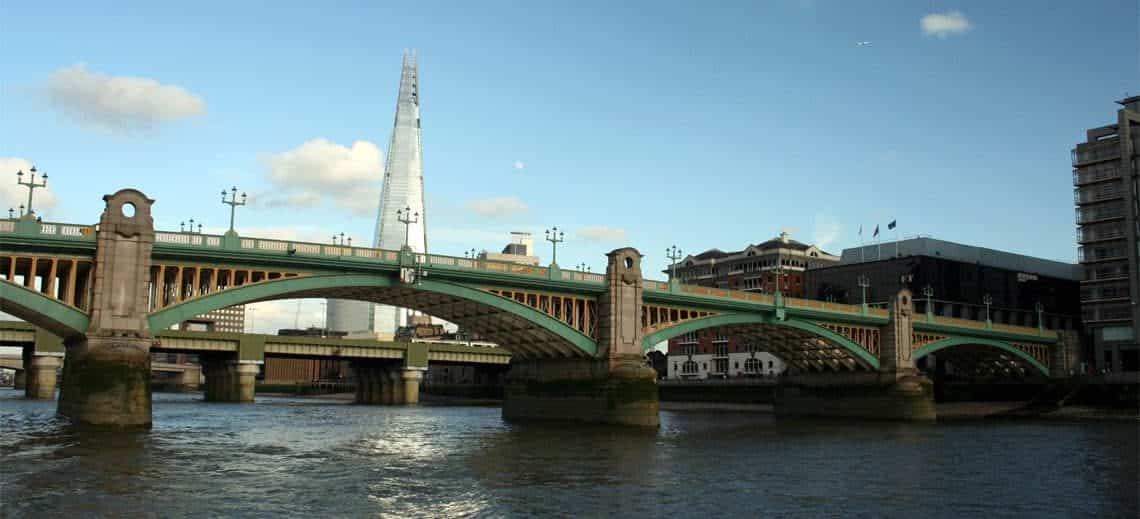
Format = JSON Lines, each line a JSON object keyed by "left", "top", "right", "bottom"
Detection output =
{"left": 0, "top": 189, "right": 1073, "bottom": 427}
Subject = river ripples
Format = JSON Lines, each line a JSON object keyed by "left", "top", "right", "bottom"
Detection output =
{"left": 1, "top": 389, "right": 1136, "bottom": 518}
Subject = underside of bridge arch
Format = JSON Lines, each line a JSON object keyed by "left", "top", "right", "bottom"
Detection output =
{"left": 147, "top": 274, "right": 595, "bottom": 359}
{"left": 0, "top": 279, "right": 89, "bottom": 340}
{"left": 914, "top": 338, "right": 1049, "bottom": 377}
{"left": 643, "top": 314, "right": 880, "bottom": 373}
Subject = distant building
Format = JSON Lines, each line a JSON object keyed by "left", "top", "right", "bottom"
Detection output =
{"left": 669, "top": 232, "right": 839, "bottom": 296}
{"left": 1072, "top": 96, "right": 1139, "bottom": 374}
{"left": 262, "top": 327, "right": 350, "bottom": 384}
{"left": 179, "top": 305, "right": 245, "bottom": 333}
{"left": 804, "top": 237, "right": 1081, "bottom": 331}
{"left": 666, "top": 331, "right": 785, "bottom": 380}
{"left": 664, "top": 232, "right": 834, "bottom": 379}
{"left": 479, "top": 232, "right": 539, "bottom": 265}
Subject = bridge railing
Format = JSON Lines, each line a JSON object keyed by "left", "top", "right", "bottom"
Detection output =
{"left": 0, "top": 218, "right": 96, "bottom": 240}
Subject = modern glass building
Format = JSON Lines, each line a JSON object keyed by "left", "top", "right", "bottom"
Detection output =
{"left": 327, "top": 51, "right": 428, "bottom": 337}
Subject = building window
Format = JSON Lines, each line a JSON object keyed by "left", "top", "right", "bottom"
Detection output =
{"left": 682, "top": 361, "right": 698, "bottom": 374}
{"left": 745, "top": 358, "right": 761, "bottom": 373}
{"left": 713, "top": 358, "right": 728, "bottom": 374}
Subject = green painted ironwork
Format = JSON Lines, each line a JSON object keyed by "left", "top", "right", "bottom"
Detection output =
{"left": 0, "top": 280, "right": 89, "bottom": 339}
{"left": 913, "top": 336, "right": 1049, "bottom": 376}
{"left": 641, "top": 312, "right": 881, "bottom": 370}
{"left": 146, "top": 273, "right": 597, "bottom": 357}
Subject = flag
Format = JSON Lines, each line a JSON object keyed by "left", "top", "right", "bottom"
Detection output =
{"left": 873, "top": 225, "right": 879, "bottom": 238}
{"left": 888, "top": 220, "right": 896, "bottom": 230}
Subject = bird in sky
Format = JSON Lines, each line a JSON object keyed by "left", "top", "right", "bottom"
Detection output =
{"left": 856, "top": 41, "right": 872, "bottom": 47}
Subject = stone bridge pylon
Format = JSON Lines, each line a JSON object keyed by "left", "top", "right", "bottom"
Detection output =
{"left": 57, "top": 189, "right": 156, "bottom": 427}
{"left": 502, "top": 248, "right": 659, "bottom": 426}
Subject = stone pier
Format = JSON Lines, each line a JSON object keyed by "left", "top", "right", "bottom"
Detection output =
{"left": 774, "top": 289, "right": 936, "bottom": 421}
{"left": 502, "top": 248, "right": 659, "bottom": 427}
{"left": 202, "top": 358, "right": 260, "bottom": 402}
{"left": 351, "top": 360, "right": 424, "bottom": 405}
{"left": 13, "top": 370, "right": 26, "bottom": 390}
{"left": 25, "top": 354, "right": 62, "bottom": 400}
{"left": 57, "top": 189, "right": 156, "bottom": 428}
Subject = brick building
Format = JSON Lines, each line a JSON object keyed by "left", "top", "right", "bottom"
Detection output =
{"left": 663, "top": 232, "right": 839, "bottom": 379}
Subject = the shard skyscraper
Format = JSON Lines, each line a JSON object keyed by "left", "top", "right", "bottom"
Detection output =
{"left": 326, "top": 51, "right": 427, "bottom": 337}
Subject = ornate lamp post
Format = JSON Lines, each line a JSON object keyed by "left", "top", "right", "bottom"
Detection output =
{"left": 857, "top": 274, "right": 871, "bottom": 306}
{"left": 180, "top": 218, "right": 203, "bottom": 234}
{"left": 464, "top": 248, "right": 478, "bottom": 259}
{"left": 1035, "top": 301, "right": 1045, "bottom": 332}
{"left": 396, "top": 206, "right": 419, "bottom": 250}
{"left": 544, "top": 227, "right": 564, "bottom": 266}
{"left": 16, "top": 166, "right": 47, "bottom": 218}
{"left": 221, "top": 187, "right": 247, "bottom": 233}
{"left": 666, "top": 245, "right": 682, "bottom": 282}
{"left": 983, "top": 294, "right": 993, "bottom": 323}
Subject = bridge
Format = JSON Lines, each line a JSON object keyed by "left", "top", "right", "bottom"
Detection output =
{"left": 0, "top": 319, "right": 509, "bottom": 402}
{"left": 0, "top": 189, "right": 1075, "bottom": 427}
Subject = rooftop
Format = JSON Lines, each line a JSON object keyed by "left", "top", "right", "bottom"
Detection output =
{"left": 833, "top": 237, "right": 1080, "bottom": 281}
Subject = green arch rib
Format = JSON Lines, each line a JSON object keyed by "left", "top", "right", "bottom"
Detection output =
{"left": 913, "top": 336, "right": 1048, "bottom": 376}
{"left": 0, "top": 280, "right": 89, "bottom": 339}
{"left": 147, "top": 273, "right": 596, "bottom": 356}
{"left": 641, "top": 312, "right": 880, "bottom": 370}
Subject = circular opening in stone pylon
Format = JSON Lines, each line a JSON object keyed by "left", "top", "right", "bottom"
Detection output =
{"left": 121, "top": 202, "right": 136, "bottom": 218}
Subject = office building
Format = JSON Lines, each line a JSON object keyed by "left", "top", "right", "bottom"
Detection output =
{"left": 1073, "top": 96, "right": 1140, "bottom": 373}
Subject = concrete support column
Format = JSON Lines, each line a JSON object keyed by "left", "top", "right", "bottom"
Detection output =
{"left": 178, "top": 364, "right": 201, "bottom": 392}
{"left": 400, "top": 368, "right": 424, "bottom": 404}
{"left": 13, "top": 370, "right": 26, "bottom": 390}
{"left": 26, "top": 354, "right": 63, "bottom": 400}
{"left": 387, "top": 368, "right": 404, "bottom": 404}
{"left": 202, "top": 359, "right": 257, "bottom": 403}
{"left": 234, "top": 362, "right": 259, "bottom": 403}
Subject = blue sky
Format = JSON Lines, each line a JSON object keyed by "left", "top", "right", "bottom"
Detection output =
{"left": 1, "top": 1, "right": 1136, "bottom": 331}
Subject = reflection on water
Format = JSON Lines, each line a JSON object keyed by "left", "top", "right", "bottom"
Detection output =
{"left": 1, "top": 389, "right": 1137, "bottom": 518}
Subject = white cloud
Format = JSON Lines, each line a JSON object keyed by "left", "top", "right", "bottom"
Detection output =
{"left": 812, "top": 213, "right": 841, "bottom": 251}
{"left": 921, "top": 11, "right": 971, "bottom": 38}
{"left": 577, "top": 225, "right": 628, "bottom": 242}
{"left": 259, "top": 139, "right": 383, "bottom": 215}
{"left": 245, "top": 299, "right": 329, "bottom": 334}
{"left": 513, "top": 160, "right": 526, "bottom": 171}
{"left": 0, "top": 158, "right": 58, "bottom": 216}
{"left": 44, "top": 64, "right": 206, "bottom": 133}
{"left": 466, "top": 196, "right": 528, "bottom": 219}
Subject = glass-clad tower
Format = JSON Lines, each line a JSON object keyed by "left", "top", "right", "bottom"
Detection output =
{"left": 327, "top": 51, "right": 428, "bottom": 336}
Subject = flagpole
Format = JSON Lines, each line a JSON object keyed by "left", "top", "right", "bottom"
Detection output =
{"left": 894, "top": 224, "right": 899, "bottom": 258}
{"left": 859, "top": 225, "right": 865, "bottom": 263}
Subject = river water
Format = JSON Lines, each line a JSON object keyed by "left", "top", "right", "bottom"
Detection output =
{"left": 1, "top": 389, "right": 1136, "bottom": 518}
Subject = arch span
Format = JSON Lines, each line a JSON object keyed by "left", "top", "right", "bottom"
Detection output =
{"left": 0, "top": 280, "right": 89, "bottom": 339}
{"left": 642, "top": 313, "right": 880, "bottom": 371}
{"left": 147, "top": 273, "right": 596, "bottom": 358}
{"left": 913, "top": 337, "right": 1048, "bottom": 376}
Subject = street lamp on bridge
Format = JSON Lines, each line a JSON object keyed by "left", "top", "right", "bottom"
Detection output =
{"left": 983, "top": 293, "right": 993, "bottom": 323}
{"left": 464, "top": 248, "right": 478, "bottom": 259}
{"left": 16, "top": 167, "right": 47, "bottom": 218}
{"left": 396, "top": 206, "right": 419, "bottom": 251}
{"left": 180, "top": 218, "right": 203, "bottom": 234}
{"left": 221, "top": 187, "right": 247, "bottom": 233}
{"left": 544, "top": 227, "right": 564, "bottom": 267}
{"left": 576, "top": 262, "right": 591, "bottom": 273}
{"left": 857, "top": 274, "right": 870, "bottom": 307}
{"left": 666, "top": 245, "right": 683, "bottom": 282}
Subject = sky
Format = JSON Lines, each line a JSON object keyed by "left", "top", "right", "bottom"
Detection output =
{"left": 1, "top": 0, "right": 1137, "bottom": 334}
